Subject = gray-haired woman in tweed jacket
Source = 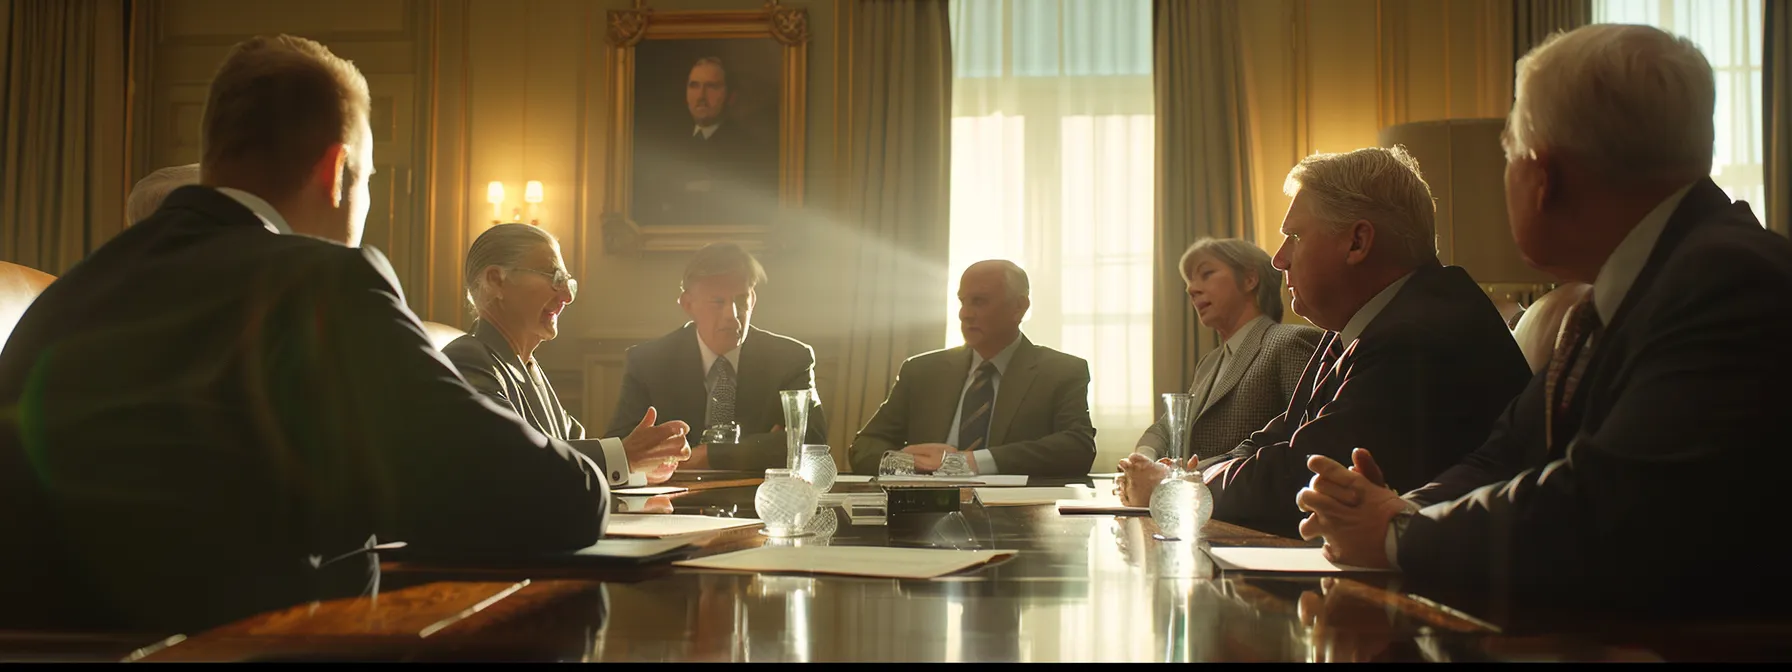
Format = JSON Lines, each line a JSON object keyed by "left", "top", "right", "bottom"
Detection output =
{"left": 1117, "top": 238, "right": 1320, "bottom": 503}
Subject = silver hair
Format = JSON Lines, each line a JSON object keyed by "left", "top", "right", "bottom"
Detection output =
{"left": 463, "top": 223, "right": 559, "bottom": 315}
{"left": 1180, "top": 238, "right": 1284, "bottom": 322}
{"left": 1283, "top": 146, "right": 1438, "bottom": 266}
{"left": 681, "top": 242, "right": 767, "bottom": 292}
{"left": 968, "top": 259, "right": 1029, "bottom": 303}
{"left": 126, "top": 164, "right": 201, "bottom": 224}
{"left": 1506, "top": 24, "right": 1714, "bottom": 184}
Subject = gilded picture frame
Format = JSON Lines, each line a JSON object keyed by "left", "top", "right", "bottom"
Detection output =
{"left": 601, "top": 1, "right": 809, "bottom": 254}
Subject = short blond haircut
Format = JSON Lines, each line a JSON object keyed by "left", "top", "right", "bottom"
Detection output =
{"left": 1283, "top": 146, "right": 1438, "bottom": 265}
{"left": 200, "top": 35, "right": 371, "bottom": 200}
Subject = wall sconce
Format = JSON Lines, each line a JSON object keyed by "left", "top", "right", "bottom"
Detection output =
{"left": 524, "top": 181, "right": 544, "bottom": 226}
{"left": 487, "top": 181, "right": 506, "bottom": 224}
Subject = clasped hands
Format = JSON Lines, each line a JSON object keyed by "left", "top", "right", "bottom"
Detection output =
{"left": 899, "top": 443, "right": 978, "bottom": 473}
{"left": 1295, "top": 447, "right": 1410, "bottom": 569}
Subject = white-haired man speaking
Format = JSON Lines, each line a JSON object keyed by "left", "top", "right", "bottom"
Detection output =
{"left": 1297, "top": 24, "right": 1792, "bottom": 614}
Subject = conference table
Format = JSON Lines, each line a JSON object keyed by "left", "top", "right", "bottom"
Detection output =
{"left": 29, "top": 472, "right": 1791, "bottom": 662}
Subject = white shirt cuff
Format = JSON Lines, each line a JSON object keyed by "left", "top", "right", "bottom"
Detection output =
{"left": 598, "top": 437, "right": 634, "bottom": 486}
{"left": 971, "top": 449, "right": 999, "bottom": 475}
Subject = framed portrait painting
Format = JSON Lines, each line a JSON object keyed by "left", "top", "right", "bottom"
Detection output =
{"left": 602, "top": 1, "right": 809, "bottom": 254}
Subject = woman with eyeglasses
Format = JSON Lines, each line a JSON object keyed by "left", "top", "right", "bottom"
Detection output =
{"left": 442, "top": 224, "right": 684, "bottom": 485}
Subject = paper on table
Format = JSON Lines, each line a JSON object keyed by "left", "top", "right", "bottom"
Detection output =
{"left": 604, "top": 514, "right": 764, "bottom": 538}
{"left": 878, "top": 474, "right": 1030, "bottom": 487}
{"left": 833, "top": 474, "right": 875, "bottom": 484}
{"left": 613, "top": 486, "right": 688, "bottom": 496}
{"left": 1055, "top": 499, "right": 1148, "bottom": 515}
{"left": 973, "top": 486, "right": 1091, "bottom": 506}
{"left": 675, "top": 546, "right": 1015, "bottom": 579}
{"left": 1204, "top": 546, "right": 1396, "bottom": 573}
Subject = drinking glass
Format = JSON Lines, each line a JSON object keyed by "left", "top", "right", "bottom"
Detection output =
{"left": 878, "top": 450, "right": 916, "bottom": 477}
{"left": 779, "top": 389, "right": 814, "bottom": 470}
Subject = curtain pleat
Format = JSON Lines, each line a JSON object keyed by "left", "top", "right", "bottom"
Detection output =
{"left": 836, "top": 0, "right": 953, "bottom": 471}
{"left": 1513, "top": 0, "right": 1592, "bottom": 62}
{"left": 1767, "top": 0, "right": 1790, "bottom": 236}
{"left": 0, "top": 0, "right": 131, "bottom": 274}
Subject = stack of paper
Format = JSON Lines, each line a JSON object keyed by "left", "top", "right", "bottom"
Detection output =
{"left": 613, "top": 485, "right": 688, "bottom": 496}
{"left": 1054, "top": 499, "right": 1148, "bottom": 515}
{"left": 1204, "top": 546, "right": 1396, "bottom": 573}
{"left": 604, "top": 514, "right": 764, "bottom": 539}
{"left": 675, "top": 546, "right": 1016, "bottom": 579}
{"left": 972, "top": 486, "right": 1090, "bottom": 506}
{"left": 879, "top": 474, "right": 1030, "bottom": 487}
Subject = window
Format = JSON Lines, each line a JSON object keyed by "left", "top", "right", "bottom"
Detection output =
{"left": 948, "top": 0, "right": 1155, "bottom": 460}
{"left": 1594, "top": 0, "right": 1767, "bottom": 223}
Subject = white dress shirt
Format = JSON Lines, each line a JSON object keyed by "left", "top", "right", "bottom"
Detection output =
{"left": 693, "top": 123, "right": 721, "bottom": 139}
{"left": 1381, "top": 181, "right": 1697, "bottom": 569}
{"left": 945, "top": 335, "right": 1024, "bottom": 474}
{"left": 1339, "top": 272, "right": 1415, "bottom": 350}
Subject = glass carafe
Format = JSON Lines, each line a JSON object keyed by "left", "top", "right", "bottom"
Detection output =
{"left": 779, "top": 389, "right": 814, "bottom": 470}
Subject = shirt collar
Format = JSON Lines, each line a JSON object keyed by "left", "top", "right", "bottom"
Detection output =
{"left": 214, "top": 187, "right": 293, "bottom": 235}
{"left": 1339, "top": 271, "right": 1415, "bottom": 346}
{"left": 1224, "top": 314, "right": 1273, "bottom": 356}
{"left": 1592, "top": 181, "right": 1697, "bottom": 325}
{"left": 698, "top": 331, "right": 742, "bottom": 375}
{"left": 969, "top": 332, "right": 1025, "bottom": 378}
{"left": 693, "top": 123, "right": 721, "bottom": 140}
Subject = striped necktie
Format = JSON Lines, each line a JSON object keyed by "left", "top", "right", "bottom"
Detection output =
{"left": 706, "top": 358, "right": 737, "bottom": 428}
{"left": 1545, "top": 296, "right": 1603, "bottom": 453}
{"left": 956, "top": 361, "right": 998, "bottom": 451}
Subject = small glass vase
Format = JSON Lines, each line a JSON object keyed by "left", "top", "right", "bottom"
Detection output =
{"left": 798, "top": 444, "right": 837, "bottom": 494}
{"left": 1149, "top": 392, "right": 1210, "bottom": 541}
{"left": 755, "top": 468, "right": 818, "bottom": 538}
{"left": 779, "top": 389, "right": 814, "bottom": 470}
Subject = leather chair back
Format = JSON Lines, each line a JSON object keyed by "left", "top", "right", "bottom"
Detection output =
{"left": 1512, "top": 282, "right": 1593, "bottom": 375}
{"left": 0, "top": 262, "right": 56, "bottom": 350}
{"left": 420, "top": 320, "right": 467, "bottom": 352}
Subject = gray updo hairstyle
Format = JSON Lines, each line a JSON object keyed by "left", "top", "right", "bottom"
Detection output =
{"left": 464, "top": 223, "right": 559, "bottom": 316}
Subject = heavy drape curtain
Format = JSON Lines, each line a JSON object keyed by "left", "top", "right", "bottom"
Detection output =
{"left": 948, "top": 0, "right": 1155, "bottom": 463}
{"left": 1515, "top": 0, "right": 1593, "bottom": 59}
{"left": 1151, "top": 0, "right": 1255, "bottom": 421}
{"left": 1765, "top": 0, "right": 1788, "bottom": 235}
{"left": 0, "top": 0, "right": 132, "bottom": 274}
{"left": 836, "top": 0, "right": 953, "bottom": 471}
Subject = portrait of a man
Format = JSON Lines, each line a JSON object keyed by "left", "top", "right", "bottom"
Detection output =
{"left": 631, "top": 41, "right": 782, "bottom": 229}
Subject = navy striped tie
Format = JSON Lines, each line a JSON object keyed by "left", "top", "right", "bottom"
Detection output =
{"left": 956, "top": 362, "right": 997, "bottom": 451}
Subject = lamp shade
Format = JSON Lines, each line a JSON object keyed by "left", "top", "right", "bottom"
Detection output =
{"left": 1378, "top": 119, "right": 1553, "bottom": 285}
{"left": 486, "top": 181, "right": 505, "bottom": 205}
{"left": 524, "top": 180, "right": 544, "bottom": 204}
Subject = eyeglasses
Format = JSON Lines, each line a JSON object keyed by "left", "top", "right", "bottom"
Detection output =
{"left": 513, "top": 267, "right": 579, "bottom": 298}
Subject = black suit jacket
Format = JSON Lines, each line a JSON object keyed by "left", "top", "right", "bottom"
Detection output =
{"left": 636, "top": 121, "right": 777, "bottom": 227}
{"left": 442, "top": 322, "right": 587, "bottom": 442}
{"left": 1396, "top": 179, "right": 1792, "bottom": 612}
{"left": 607, "top": 323, "right": 825, "bottom": 472}
{"left": 1205, "top": 264, "right": 1533, "bottom": 538}
{"left": 0, "top": 186, "right": 609, "bottom": 633}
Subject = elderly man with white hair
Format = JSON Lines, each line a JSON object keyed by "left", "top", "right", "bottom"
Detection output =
{"left": 1297, "top": 24, "right": 1792, "bottom": 613}
{"left": 1149, "top": 145, "right": 1533, "bottom": 539}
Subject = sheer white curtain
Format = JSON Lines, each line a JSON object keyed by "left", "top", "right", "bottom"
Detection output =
{"left": 948, "top": 0, "right": 1155, "bottom": 460}
{"left": 1595, "top": 0, "right": 1768, "bottom": 223}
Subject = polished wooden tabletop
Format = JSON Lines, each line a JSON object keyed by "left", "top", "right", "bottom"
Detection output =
{"left": 26, "top": 472, "right": 1790, "bottom": 662}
